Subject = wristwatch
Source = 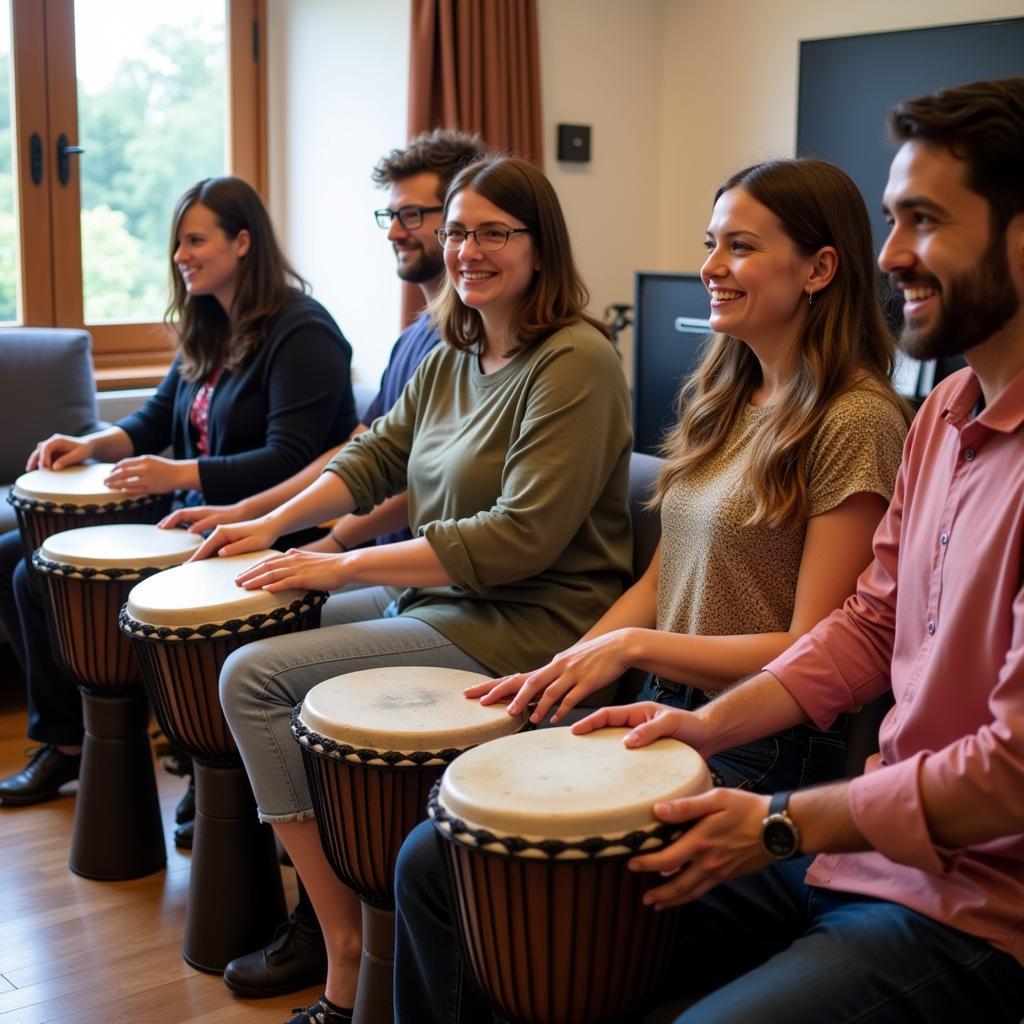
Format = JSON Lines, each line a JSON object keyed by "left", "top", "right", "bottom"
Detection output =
{"left": 760, "top": 790, "right": 801, "bottom": 860}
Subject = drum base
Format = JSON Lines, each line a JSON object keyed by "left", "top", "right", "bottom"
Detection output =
{"left": 70, "top": 690, "right": 166, "bottom": 881}
{"left": 352, "top": 902, "right": 395, "bottom": 1024}
{"left": 183, "top": 762, "right": 287, "bottom": 974}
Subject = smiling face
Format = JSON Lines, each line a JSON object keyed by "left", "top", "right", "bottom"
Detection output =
{"left": 442, "top": 188, "right": 538, "bottom": 331}
{"left": 879, "top": 140, "right": 1020, "bottom": 361}
{"left": 700, "top": 187, "right": 818, "bottom": 349}
{"left": 385, "top": 171, "right": 446, "bottom": 287}
{"left": 173, "top": 201, "right": 250, "bottom": 312}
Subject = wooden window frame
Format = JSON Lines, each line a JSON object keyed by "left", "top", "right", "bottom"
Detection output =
{"left": 9, "top": 0, "right": 267, "bottom": 390}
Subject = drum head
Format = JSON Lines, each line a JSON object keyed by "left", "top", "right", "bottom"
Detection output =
{"left": 438, "top": 727, "right": 710, "bottom": 845}
{"left": 39, "top": 523, "right": 203, "bottom": 570}
{"left": 298, "top": 666, "right": 523, "bottom": 757}
{"left": 124, "top": 550, "right": 311, "bottom": 629}
{"left": 13, "top": 464, "right": 125, "bottom": 506}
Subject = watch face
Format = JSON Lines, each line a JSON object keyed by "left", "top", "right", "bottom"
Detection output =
{"left": 763, "top": 817, "right": 799, "bottom": 859}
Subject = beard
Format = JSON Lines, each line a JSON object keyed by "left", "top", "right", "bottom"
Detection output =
{"left": 896, "top": 232, "right": 1020, "bottom": 361}
{"left": 394, "top": 240, "right": 445, "bottom": 284}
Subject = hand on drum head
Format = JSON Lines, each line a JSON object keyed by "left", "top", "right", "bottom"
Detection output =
{"left": 234, "top": 548, "right": 348, "bottom": 592}
{"left": 573, "top": 701, "right": 711, "bottom": 752}
{"left": 104, "top": 455, "right": 193, "bottom": 496}
{"left": 467, "top": 631, "right": 634, "bottom": 725}
{"left": 160, "top": 501, "right": 248, "bottom": 534}
{"left": 628, "top": 787, "right": 772, "bottom": 909}
{"left": 27, "top": 433, "right": 94, "bottom": 471}
{"left": 189, "top": 518, "right": 281, "bottom": 561}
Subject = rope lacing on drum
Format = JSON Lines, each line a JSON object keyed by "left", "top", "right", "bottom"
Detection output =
{"left": 118, "top": 590, "right": 327, "bottom": 640}
{"left": 427, "top": 782, "right": 685, "bottom": 859}
{"left": 7, "top": 491, "right": 163, "bottom": 514}
{"left": 291, "top": 704, "right": 467, "bottom": 766}
{"left": 31, "top": 552, "right": 166, "bottom": 583}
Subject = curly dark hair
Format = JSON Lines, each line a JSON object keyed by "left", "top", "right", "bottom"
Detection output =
{"left": 371, "top": 128, "right": 487, "bottom": 196}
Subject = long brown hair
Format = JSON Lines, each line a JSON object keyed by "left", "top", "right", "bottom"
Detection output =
{"left": 166, "top": 177, "right": 308, "bottom": 381}
{"left": 430, "top": 156, "right": 608, "bottom": 355}
{"left": 655, "top": 158, "right": 910, "bottom": 526}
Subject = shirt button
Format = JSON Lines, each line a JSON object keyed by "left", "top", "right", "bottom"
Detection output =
{"left": 927, "top": 620, "right": 936, "bottom": 635}
{"left": 940, "top": 532, "right": 949, "bottom": 545}
{"left": 963, "top": 448, "right": 976, "bottom": 461}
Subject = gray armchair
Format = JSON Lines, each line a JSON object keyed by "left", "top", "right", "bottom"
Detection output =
{"left": 0, "top": 328, "right": 101, "bottom": 535}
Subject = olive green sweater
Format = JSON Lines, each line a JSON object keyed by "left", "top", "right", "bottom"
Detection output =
{"left": 324, "top": 322, "right": 633, "bottom": 674}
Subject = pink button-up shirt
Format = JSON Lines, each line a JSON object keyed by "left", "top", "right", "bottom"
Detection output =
{"left": 766, "top": 364, "right": 1024, "bottom": 965}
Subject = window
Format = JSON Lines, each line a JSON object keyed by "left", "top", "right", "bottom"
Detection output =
{"left": 6, "top": 0, "right": 266, "bottom": 388}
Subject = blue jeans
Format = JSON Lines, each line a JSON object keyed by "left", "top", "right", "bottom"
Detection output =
{"left": 669, "top": 856, "right": 1024, "bottom": 1023}
{"left": 637, "top": 675, "right": 846, "bottom": 793}
{"left": 393, "top": 830, "right": 1024, "bottom": 1024}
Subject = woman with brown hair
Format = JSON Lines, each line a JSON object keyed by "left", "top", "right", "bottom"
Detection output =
{"left": 192, "top": 155, "right": 634, "bottom": 1022}
{"left": 394, "top": 156, "right": 912, "bottom": 1024}
{"left": 0, "top": 175, "right": 355, "bottom": 808}
{"left": 471, "top": 157, "right": 912, "bottom": 791}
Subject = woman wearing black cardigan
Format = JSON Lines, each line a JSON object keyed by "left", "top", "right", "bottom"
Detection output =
{"left": 0, "top": 176, "right": 356, "bottom": 807}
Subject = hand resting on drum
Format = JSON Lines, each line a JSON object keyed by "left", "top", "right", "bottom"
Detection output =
{"left": 27, "top": 433, "right": 97, "bottom": 471}
{"left": 233, "top": 548, "right": 351, "bottom": 593}
{"left": 188, "top": 517, "right": 282, "bottom": 561}
{"left": 465, "top": 629, "right": 635, "bottom": 724}
{"left": 572, "top": 701, "right": 773, "bottom": 909}
{"left": 160, "top": 500, "right": 251, "bottom": 534}
{"left": 103, "top": 454, "right": 199, "bottom": 497}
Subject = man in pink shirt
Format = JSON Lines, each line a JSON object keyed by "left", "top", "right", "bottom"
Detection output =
{"left": 577, "top": 77, "right": 1024, "bottom": 1022}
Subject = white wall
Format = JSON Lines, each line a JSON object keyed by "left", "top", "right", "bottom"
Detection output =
{"left": 266, "top": 0, "right": 411, "bottom": 390}
{"left": 656, "top": 0, "right": 1024, "bottom": 273}
{"left": 265, "top": 0, "right": 1023, "bottom": 384}
{"left": 538, "top": 0, "right": 664, "bottom": 383}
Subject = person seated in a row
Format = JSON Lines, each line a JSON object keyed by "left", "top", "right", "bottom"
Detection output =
{"left": 397, "top": 75, "right": 1024, "bottom": 1024}
{"left": 391, "top": 152, "right": 911, "bottom": 1022}
{"left": 470, "top": 157, "right": 911, "bottom": 790}
{"left": 187, "top": 154, "right": 636, "bottom": 1024}
{"left": 0, "top": 177, "right": 356, "bottom": 807}
{"left": 160, "top": 127, "right": 488, "bottom": 1001}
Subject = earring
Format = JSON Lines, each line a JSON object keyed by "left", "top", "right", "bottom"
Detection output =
{"left": 807, "top": 290, "right": 815, "bottom": 307}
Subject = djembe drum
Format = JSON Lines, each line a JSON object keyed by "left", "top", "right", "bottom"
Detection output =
{"left": 32, "top": 524, "right": 202, "bottom": 880}
{"left": 120, "top": 551, "right": 327, "bottom": 973}
{"left": 9, "top": 464, "right": 170, "bottom": 560}
{"left": 292, "top": 666, "right": 525, "bottom": 1024}
{"left": 431, "top": 727, "right": 712, "bottom": 1024}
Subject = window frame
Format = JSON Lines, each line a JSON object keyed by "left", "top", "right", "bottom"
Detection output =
{"left": 9, "top": 0, "right": 267, "bottom": 389}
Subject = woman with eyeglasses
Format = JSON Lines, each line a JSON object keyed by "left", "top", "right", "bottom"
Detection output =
{"left": 391, "top": 158, "right": 912, "bottom": 1024}
{"left": 190, "top": 155, "right": 634, "bottom": 1023}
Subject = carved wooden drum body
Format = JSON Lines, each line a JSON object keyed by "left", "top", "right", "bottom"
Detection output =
{"left": 432, "top": 727, "right": 712, "bottom": 1024}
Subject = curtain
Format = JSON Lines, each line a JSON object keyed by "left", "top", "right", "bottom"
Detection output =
{"left": 402, "top": 0, "right": 543, "bottom": 322}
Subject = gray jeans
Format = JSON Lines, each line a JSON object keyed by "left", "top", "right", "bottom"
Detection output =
{"left": 219, "top": 587, "right": 493, "bottom": 823}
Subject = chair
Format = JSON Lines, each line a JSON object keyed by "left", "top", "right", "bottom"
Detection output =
{"left": 0, "top": 328, "right": 101, "bottom": 535}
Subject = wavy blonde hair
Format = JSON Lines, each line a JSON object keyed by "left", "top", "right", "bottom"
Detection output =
{"left": 654, "top": 159, "right": 911, "bottom": 527}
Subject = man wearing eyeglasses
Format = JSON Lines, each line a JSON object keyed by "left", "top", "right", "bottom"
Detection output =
{"left": 158, "top": 127, "right": 486, "bottom": 1001}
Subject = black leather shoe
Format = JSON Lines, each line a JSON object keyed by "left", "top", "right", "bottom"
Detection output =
{"left": 0, "top": 745, "right": 80, "bottom": 806}
{"left": 224, "top": 911, "right": 328, "bottom": 998}
{"left": 174, "top": 819, "right": 194, "bottom": 850}
{"left": 175, "top": 776, "right": 195, "bottom": 825}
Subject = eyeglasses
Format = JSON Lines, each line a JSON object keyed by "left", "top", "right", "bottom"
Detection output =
{"left": 374, "top": 205, "right": 443, "bottom": 230}
{"left": 434, "top": 226, "right": 532, "bottom": 252}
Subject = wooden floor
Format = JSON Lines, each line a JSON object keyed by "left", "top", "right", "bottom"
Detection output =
{"left": 0, "top": 650, "right": 320, "bottom": 1024}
